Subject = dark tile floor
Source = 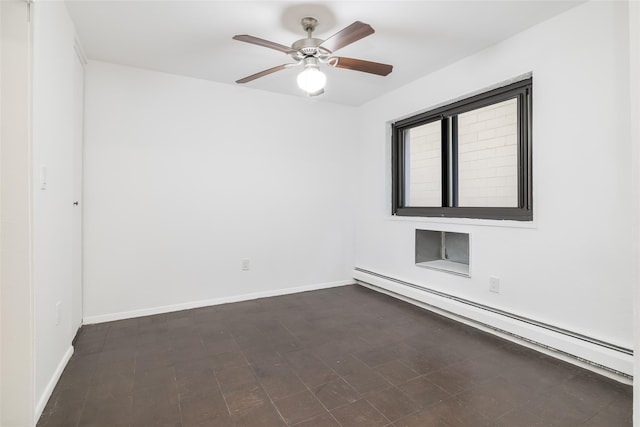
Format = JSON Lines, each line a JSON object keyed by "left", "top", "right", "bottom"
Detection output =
{"left": 38, "top": 285, "right": 632, "bottom": 427}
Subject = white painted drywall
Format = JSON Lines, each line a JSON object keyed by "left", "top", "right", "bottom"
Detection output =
{"left": 629, "top": 0, "right": 640, "bottom": 422}
{"left": 82, "top": 62, "right": 357, "bottom": 320}
{"left": 31, "top": 1, "right": 83, "bottom": 418}
{"left": 1, "top": 1, "right": 35, "bottom": 426}
{"left": 355, "top": 1, "right": 634, "bottom": 372}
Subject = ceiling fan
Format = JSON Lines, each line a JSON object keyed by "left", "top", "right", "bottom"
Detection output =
{"left": 233, "top": 17, "right": 393, "bottom": 96}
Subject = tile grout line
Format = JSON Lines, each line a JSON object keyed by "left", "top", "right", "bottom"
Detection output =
{"left": 280, "top": 316, "right": 416, "bottom": 425}
{"left": 211, "top": 355, "right": 235, "bottom": 424}
{"left": 235, "top": 333, "right": 290, "bottom": 426}
{"left": 276, "top": 319, "right": 347, "bottom": 426}
{"left": 73, "top": 323, "right": 112, "bottom": 427}
{"left": 364, "top": 383, "right": 423, "bottom": 424}
{"left": 277, "top": 349, "right": 345, "bottom": 427}
{"left": 332, "top": 355, "right": 393, "bottom": 426}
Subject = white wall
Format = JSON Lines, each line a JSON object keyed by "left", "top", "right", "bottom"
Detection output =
{"left": 1, "top": 1, "right": 35, "bottom": 426}
{"left": 355, "top": 1, "right": 634, "bottom": 375}
{"left": 629, "top": 0, "right": 640, "bottom": 422}
{"left": 32, "top": 0, "right": 82, "bottom": 419}
{"left": 83, "top": 62, "right": 357, "bottom": 321}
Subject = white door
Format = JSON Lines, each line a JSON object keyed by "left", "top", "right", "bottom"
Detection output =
{"left": 71, "top": 44, "right": 85, "bottom": 335}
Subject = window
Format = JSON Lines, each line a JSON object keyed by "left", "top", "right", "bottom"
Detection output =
{"left": 392, "top": 78, "right": 532, "bottom": 221}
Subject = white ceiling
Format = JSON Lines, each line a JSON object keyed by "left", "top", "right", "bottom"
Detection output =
{"left": 65, "top": 1, "right": 582, "bottom": 106}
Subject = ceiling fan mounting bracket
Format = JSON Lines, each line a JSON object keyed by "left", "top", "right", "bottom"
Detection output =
{"left": 300, "top": 17, "right": 318, "bottom": 33}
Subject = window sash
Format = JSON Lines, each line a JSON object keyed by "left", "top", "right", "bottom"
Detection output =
{"left": 391, "top": 78, "right": 532, "bottom": 221}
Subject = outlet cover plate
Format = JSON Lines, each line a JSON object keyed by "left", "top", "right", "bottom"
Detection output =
{"left": 489, "top": 276, "right": 500, "bottom": 293}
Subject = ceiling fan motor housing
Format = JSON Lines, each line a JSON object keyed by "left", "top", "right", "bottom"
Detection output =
{"left": 292, "top": 38, "right": 325, "bottom": 57}
{"left": 292, "top": 17, "right": 327, "bottom": 58}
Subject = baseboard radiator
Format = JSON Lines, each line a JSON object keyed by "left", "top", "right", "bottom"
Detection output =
{"left": 353, "top": 267, "right": 633, "bottom": 382}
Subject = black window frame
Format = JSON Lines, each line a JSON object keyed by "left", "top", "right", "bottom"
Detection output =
{"left": 391, "top": 78, "right": 532, "bottom": 221}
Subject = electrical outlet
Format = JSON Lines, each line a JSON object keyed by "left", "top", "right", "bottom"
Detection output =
{"left": 55, "top": 301, "right": 61, "bottom": 325}
{"left": 241, "top": 258, "right": 250, "bottom": 271}
{"left": 489, "top": 276, "right": 500, "bottom": 293}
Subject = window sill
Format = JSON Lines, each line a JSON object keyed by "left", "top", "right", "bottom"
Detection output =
{"left": 416, "top": 260, "right": 470, "bottom": 277}
{"left": 386, "top": 214, "right": 537, "bottom": 230}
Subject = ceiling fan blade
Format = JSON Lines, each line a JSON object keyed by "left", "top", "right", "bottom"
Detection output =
{"left": 320, "top": 21, "right": 374, "bottom": 53}
{"left": 232, "top": 35, "right": 294, "bottom": 54}
{"left": 236, "top": 64, "right": 290, "bottom": 84}
{"left": 332, "top": 57, "right": 393, "bottom": 76}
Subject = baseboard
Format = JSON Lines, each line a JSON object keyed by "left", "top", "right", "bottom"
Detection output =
{"left": 83, "top": 279, "right": 353, "bottom": 325}
{"left": 35, "top": 346, "right": 73, "bottom": 422}
{"left": 354, "top": 268, "right": 633, "bottom": 383}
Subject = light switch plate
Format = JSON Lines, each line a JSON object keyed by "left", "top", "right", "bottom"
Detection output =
{"left": 40, "top": 166, "right": 47, "bottom": 190}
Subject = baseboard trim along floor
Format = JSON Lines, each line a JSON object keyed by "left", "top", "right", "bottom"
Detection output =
{"left": 354, "top": 267, "right": 633, "bottom": 383}
{"left": 83, "top": 279, "right": 354, "bottom": 325}
{"left": 35, "top": 345, "right": 74, "bottom": 422}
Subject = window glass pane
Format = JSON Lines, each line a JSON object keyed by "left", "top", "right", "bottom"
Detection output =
{"left": 457, "top": 98, "right": 518, "bottom": 207}
{"left": 404, "top": 121, "right": 441, "bottom": 207}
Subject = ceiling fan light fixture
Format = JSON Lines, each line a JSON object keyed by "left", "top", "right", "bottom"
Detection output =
{"left": 297, "top": 58, "right": 326, "bottom": 94}
{"left": 233, "top": 18, "right": 393, "bottom": 95}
